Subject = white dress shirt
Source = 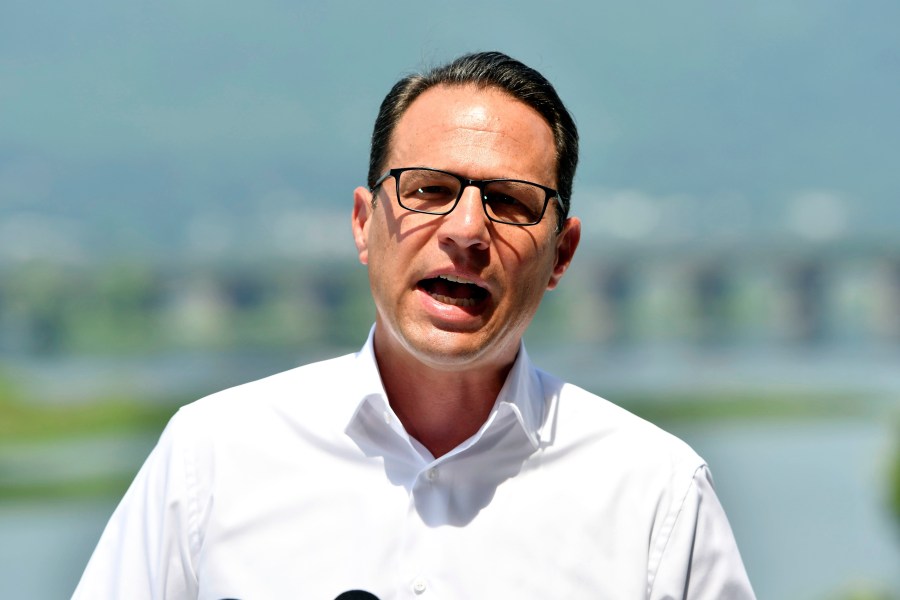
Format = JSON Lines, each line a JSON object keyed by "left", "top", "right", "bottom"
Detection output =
{"left": 74, "top": 329, "right": 755, "bottom": 599}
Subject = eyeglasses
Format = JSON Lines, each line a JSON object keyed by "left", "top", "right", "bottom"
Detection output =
{"left": 371, "top": 167, "right": 559, "bottom": 227}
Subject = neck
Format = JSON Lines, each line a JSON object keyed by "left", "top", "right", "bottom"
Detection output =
{"left": 373, "top": 338, "right": 516, "bottom": 459}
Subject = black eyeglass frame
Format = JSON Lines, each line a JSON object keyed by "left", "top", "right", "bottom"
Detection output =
{"left": 371, "top": 167, "right": 561, "bottom": 228}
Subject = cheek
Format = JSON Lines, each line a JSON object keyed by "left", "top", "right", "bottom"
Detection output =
{"left": 502, "top": 237, "right": 556, "bottom": 287}
{"left": 362, "top": 233, "right": 390, "bottom": 295}
{"left": 365, "top": 216, "right": 395, "bottom": 265}
{"left": 365, "top": 226, "right": 414, "bottom": 298}
{"left": 496, "top": 249, "right": 556, "bottom": 318}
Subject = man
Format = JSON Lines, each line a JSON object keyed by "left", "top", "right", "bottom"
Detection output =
{"left": 75, "top": 51, "right": 755, "bottom": 599}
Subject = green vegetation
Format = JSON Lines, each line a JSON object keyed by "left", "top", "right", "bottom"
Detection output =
{"left": 828, "top": 584, "right": 900, "bottom": 600}
{"left": 0, "top": 377, "right": 179, "bottom": 444}
{"left": 0, "top": 397, "right": 176, "bottom": 442}
{"left": 614, "top": 390, "right": 875, "bottom": 423}
{"left": 0, "top": 371, "right": 179, "bottom": 500}
{"left": 0, "top": 474, "right": 136, "bottom": 502}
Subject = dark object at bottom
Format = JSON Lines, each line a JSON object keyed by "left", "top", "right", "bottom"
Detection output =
{"left": 335, "top": 591, "right": 380, "bottom": 600}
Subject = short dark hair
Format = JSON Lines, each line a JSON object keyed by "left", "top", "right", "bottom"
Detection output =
{"left": 367, "top": 51, "right": 579, "bottom": 227}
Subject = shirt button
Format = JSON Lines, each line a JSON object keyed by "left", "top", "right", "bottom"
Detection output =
{"left": 383, "top": 411, "right": 392, "bottom": 424}
{"left": 426, "top": 468, "right": 438, "bottom": 482}
{"left": 412, "top": 578, "right": 427, "bottom": 594}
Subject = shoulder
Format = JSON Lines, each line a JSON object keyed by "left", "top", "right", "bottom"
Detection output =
{"left": 196, "top": 351, "right": 354, "bottom": 404}
{"left": 522, "top": 369, "right": 720, "bottom": 559}
{"left": 170, "top": 351, "right": 359, "bottom": 439}
{"left": 536, "top": 368, "right": 705, "bottom": 475}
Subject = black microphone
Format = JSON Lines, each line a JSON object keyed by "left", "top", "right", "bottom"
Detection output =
{"left": 334, "top": 591, "right": 380, "bottom": 600}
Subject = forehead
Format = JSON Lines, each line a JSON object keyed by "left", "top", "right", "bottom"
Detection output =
{"left": 389, "top": 84, "right": 557, "bottom": 184}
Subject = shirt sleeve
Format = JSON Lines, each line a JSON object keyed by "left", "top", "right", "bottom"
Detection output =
{"left": 72, "top": 410, "right": 201, "bottom": 600}
{"left": 649, "top": 465, "right": 756, "bottom": 600}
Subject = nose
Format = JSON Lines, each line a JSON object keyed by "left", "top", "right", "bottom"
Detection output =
{"left": 437, "top": 185, "right": 490, "bottom": 251}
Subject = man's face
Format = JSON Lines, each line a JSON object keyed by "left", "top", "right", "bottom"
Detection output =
{"left": 352, "top": 84, "right": 580, "bottom": 373}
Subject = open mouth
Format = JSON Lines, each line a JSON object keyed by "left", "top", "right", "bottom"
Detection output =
{"left": 418, "top": 274, "right": 489, "bottom": 308}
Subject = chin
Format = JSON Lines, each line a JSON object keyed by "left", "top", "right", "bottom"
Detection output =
{"left": 404, "top": 329, "right": 514, "bottom": 371}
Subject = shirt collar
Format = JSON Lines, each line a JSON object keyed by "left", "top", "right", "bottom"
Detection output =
{"left": 345, "top": 325, "right": 547, "bottom": 452}
{"left": 493, "top": 342, "right": 545, "bottom": 449}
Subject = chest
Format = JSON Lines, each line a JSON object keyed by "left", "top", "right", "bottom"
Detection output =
{"left": 193, "top": 450, "right": 656, "bottom": 599}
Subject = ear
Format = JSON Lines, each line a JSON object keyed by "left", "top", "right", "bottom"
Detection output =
{"left": 352, "top": 186, "right": 373, "bottom": 265}
{"left": 547, "top": 216, "right": 581, "bottom": 290}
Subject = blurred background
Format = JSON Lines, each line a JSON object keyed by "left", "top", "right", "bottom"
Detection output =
{"left": 2, "top": 1, "right": 899, "bottom": 598}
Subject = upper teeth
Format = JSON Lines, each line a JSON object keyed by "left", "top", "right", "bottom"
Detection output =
{"left": 439, "top": 274, "right": 475, "bottom": 285}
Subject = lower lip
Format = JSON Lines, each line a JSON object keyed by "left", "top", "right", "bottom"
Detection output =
{"left": 415, "top": 286, "right": 489, "bottom": 324}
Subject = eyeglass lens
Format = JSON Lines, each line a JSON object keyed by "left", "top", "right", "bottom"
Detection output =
{"left": 396, "top": 169, "right": 546, "bottom": 225}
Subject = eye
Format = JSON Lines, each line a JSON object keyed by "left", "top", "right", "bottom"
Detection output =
{"left": 399, "top": 170, "right": 460, "bottom": 204}
{"left": 483, "top": 191, "right": 522, "bottom": 206}
{"left": 483, "top": 181, "right": 545, "bottom": 224}
{"left": 415, "top": 184, "right": 456, "bottom": 198}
